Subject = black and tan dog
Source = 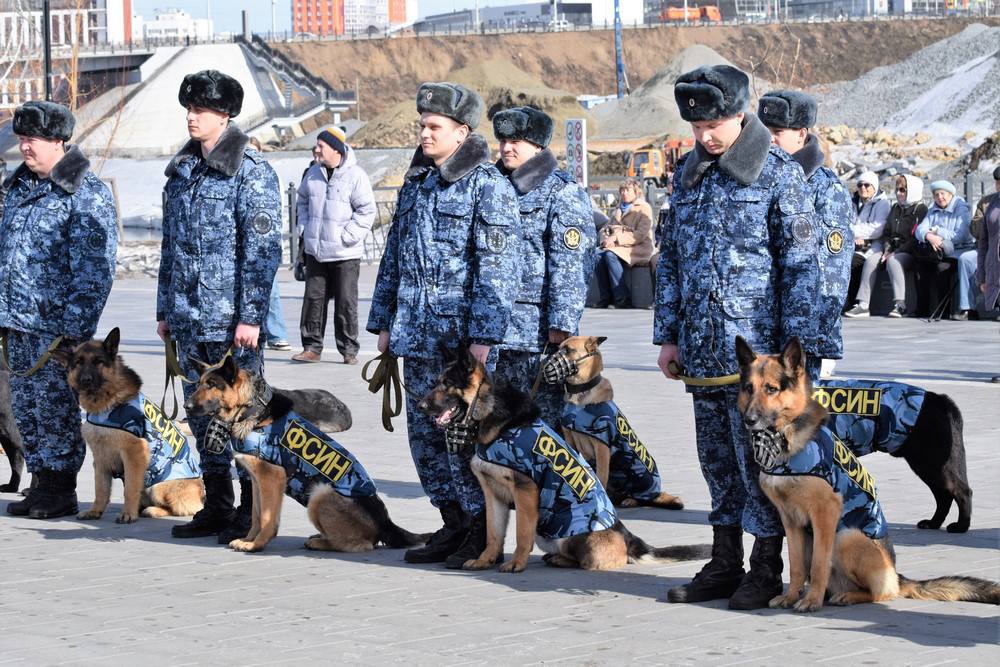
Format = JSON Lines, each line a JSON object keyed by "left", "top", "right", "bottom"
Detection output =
{"left": 57, "top": 329, "right": 205, "bottom": 523}
{"left": 0, "top": 368, "right": 25, "bottom": 492}
{"left": 419, "top": 344, "right": 709, "bottom": 572}
{"left": 736, "top": 336, "right": 999, "bottom": 612}
{"left": 185, "top": 355, "right": 427, "bottom": 553}
{"left": 554, "top": 335, "right": 684, "bottom": 510}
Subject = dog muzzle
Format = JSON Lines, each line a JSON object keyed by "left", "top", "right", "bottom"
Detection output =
{"left": 750, "top": 429, "right": 786, "bottom": 471}
{"left": 541, "top": 350, "right": 579, "bottom": 385}
{"left": 203, "top": 417, "right": 233, "bottom": 455}
{"left": 445, "top": 421, "right": 478, "bottom": 454}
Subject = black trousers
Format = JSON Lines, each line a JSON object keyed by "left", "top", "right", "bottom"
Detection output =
{"left": 299, "top": 254, "right": 360, "bottom": 356}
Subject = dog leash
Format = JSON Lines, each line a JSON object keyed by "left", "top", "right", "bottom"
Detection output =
{"left": 361, "top": 351, "right": 410, "bottom": 432}
{"left": 160, "top": 340, "right": 234, "bottom": 420}
{"left": 667, "top": 361, "right": 740, "bottom": 387}
{"left": 0, "top": 332, "right": 65, "bottom": 378}
{"left": 528, "top": 342, "right": 552, "bottom": 400}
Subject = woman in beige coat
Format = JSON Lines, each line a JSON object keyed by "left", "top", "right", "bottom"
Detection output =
{"left": 594, "top": 179, "right": 654, "bottom": 307}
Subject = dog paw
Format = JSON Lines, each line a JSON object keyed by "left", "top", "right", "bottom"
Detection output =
{"left": 827, "top": 593, "right": 852, "bottom": 606}
{"left": 462, "top": 558, "right": 495, "bottom": 571}
{"left": 946, "top": 522, "right": 969, "bottom": 534}
{"left": 769, "top": 594, "right": 797, "bottom": 609}
{"left": 793, "top": 596, "right": 823, "bottom": 613}
{"left": 0, "top": 484, "right": 18, "bottom": 493}
{"left": 619, "top": 498, "right": 639, "bottom": 508}
{"left": 916, "top": 519, "right": 941, "bottom": 530}
{"left": 77, "top": 509, "right": 103, "bottom": 520}
{"left": 229, "top": 539, "right": 261, "bottom": 553}
{"left": 114, "top": 512, "right": 138, "bottom": 524}
{"left": 498, "top": 560, "right": 526, "bottom": 573}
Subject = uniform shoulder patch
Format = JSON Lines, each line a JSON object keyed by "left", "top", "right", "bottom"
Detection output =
{"left": 791, "top": 216, "right": 814, "bottom": 245}
{"left": 486, "top": 227, "right": 508, "bottom": 253}
{"left": 826, "top": 229, "right": 845, "bottom": 254}
{"left": 251, "top": 211, "right": 273, "bottom": 234}
{"left": 563, "top": 226, "right": 583, "bottom": 250}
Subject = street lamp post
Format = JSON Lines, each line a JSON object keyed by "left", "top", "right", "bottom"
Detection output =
{"left": 43, "top": 0, "right": 52, "bottom": 100}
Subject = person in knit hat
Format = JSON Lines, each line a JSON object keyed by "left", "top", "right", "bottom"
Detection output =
{"left": 915, "top": 180, "right": 976, "bottom": 319}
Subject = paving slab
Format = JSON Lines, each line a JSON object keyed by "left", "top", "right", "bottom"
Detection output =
{"left": 0, "top": 267, "right": 997, "bottom": 665}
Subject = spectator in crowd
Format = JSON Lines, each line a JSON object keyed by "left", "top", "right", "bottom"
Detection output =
{"left": 292, "top": 126, "right": 375, "bottom": 365}
{"left": 915, "top": 180, "right": 976, "bottom": 320}
{"left": 845, "top": 174, "right": 926, "bottom": 318}
{"left": 593, "top": 178, "right": 653, "bottom": 308}
{"left": 847, "top": 171, "right": 891, "bottom": 307}
{"left": 972, "top": 166, "right": 1000, "bottom": 322}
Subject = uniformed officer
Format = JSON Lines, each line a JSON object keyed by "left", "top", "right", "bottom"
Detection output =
{"left": 655, "top": 65, "right": 821, "bottom": 609}
{"left": 491, "top": 106, "right": 596, "bottom": 426}
{"left": 367, "top": 82, "right": 521, "bottom": 565}
{"left": 1, "top": 101, "right": 118, "bottom": 519}
{"left": 758, "top": 91, "right": 854, "bottom": 379}
{"left": 158, "top": 70, "right": 282, "bottom": 540}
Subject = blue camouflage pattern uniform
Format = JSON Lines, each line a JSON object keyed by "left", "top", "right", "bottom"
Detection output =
{"left": 559, "top": 401, "right": 663, "bottom": 503}
{"left": 0, "top": 146, "right": 118, "bottom": 473}
{"left": 236, "top": 411, "right": 376, "bottom": 506}
{"left": 158, "top": 126, "right": 281, "bottom": 475}
{"left": 367, "top": 135, "right": 521, "bottom": 515}
{"left": 85, "top": 393, "right": 201, "bottom": 486}
{"left": 493, "top": 151, "right": 597, "bottom": 425}
{"left": 476, "top": 420, "right": 617, "bottom": 538}
{"left": 761, "top": 427, "right": 888, "bottom": 540}
{"left": 813, "top": 378, "right": 924, "bottom": 457}
{"left": 654, "top": 115, "right": 821, "bottom": 537}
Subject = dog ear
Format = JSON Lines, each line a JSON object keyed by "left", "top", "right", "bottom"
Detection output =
{"left": 781, "top": 337, "right": 804, "bottom": 374}
{"left": 590, "top": 336, "right": 608, "bottom": 348}
{"left": 102, "top": 327, "right": 120, "bottom": 358}
{"left": 220, "top": 355, "right": 240, "bottom": 385}
{"left": 188, "top": 355, "right": 211, "bottom": 372}
{"left": 735, "top": 336, "right": 756, "bottom": 370}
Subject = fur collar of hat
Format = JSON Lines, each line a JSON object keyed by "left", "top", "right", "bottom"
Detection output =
{"left": 681, "top": 113, "right": 772, "bottom": 189}
{"left": 3, "top": 144, "right": 90, "bottom": 194}
{"left": 499, "top": 149, "right": 557, "bottom": 195}
{"left": 792, "top": 133, "right": 825, "bottom": 179}
{"left": 405, "top": 133, "right": 491, "bottom": 184}
{"left": 165, "top": 124, "right": 251, "bottom": 178}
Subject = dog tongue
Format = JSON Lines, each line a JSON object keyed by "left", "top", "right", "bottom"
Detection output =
{"left": 436, "top": 407, "right": 456, "bottom": 426}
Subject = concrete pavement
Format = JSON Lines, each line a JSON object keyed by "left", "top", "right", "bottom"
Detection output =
{"left": 0, "top": 267, "right": 997, "bottom": 665}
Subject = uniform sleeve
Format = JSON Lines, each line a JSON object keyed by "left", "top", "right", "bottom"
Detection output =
{"left": 156, "top": 183, "right": 174, "bottom": 322}
{"left": 771, "top": 163, "right": 820, "bottom": 354}
{"left": 653, "top": 178, "right": 681, "bottom": 345}
{"left": 366, "top": 186, "right": 407, "bottom": 334}
{"left": 342, "top": 169, "right": 376, "bottom": 248}
{"left": 468, "top": 172, "right": 522, "bottom": 345}
{"left": 234, "top": 158, "right": 282, "bottom": 326}
{"left": 66, "top": 178, "right": 119, "bottom": 340}
{"left": 545, "top": 183, "right": 596, "bottom": 334}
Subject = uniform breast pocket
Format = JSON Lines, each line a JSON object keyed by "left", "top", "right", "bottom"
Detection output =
{"left": 433, "top": 199, "right": 471, "bottom": 245}
{"left": 727, "top": 189, "right": 769, "bottom": 249}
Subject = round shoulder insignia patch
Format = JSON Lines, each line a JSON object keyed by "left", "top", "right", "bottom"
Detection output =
{"left": 252, "top": 211, "right": 273, "bottom": 235}
{"left": 563, "top": 226, "right": 582, "bottom": 250}
{"left": 86, "top": 229, "right": 107, "bottom": 252}
{"left": 826, "top": 229, "right": 844, "bottom": 255}
{"left": 790, "top": 216, "right": 814, "bottom": 245}
{"left": 486, "top": 227, "right": 507, "bottom": 253}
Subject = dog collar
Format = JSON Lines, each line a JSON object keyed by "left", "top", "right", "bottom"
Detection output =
{"left": 565, "top": 375, "right": 603, "bottom": 395}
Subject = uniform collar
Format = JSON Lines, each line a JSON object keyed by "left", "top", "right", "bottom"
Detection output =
{"left": 164, "top": 124, "right": 251, "bottom": 178}
{"left": 681, "top": 113, "right": 772, "bottom": 189}
{"left": 3, "top": 144, "right": 90, "bottom": 195}
{"left": 792, "top": 133, "right": 825, "bottom": 179}
{"left": 404, "top": 133, "right": 490, "bottom": 184}
{"left": 498, "top": 148, "right": 557, "bottom": 195}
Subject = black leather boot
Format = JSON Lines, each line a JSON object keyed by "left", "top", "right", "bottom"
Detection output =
{"left": 6, "top": 482, "right": 42, "bottom": 516}
{"left": 171, "top": 473, "right": 235, "bottom": 538}
{"left": 27, "top": 470, "right": 78, "bottom": 519}
{"left": 404, "top": 502, "right": 468, "bottom": 564}
{"left": 728, "top": 535, "right": 784, "bottom": 610}
{"left": 217, "top": 477, "right": 253, "bottom": 544}
{"left": 667, "top": 525, "right": 745, "bottom": 603}
{"left": 444, "top": 511, "right": 495, "bottom": 569}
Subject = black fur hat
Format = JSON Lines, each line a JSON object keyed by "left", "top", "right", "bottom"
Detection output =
{"left": 492, "top": 106, "right": 554, "bottom": 148}
{"left": 758, "top": 90, "right": 817, "bottom": 130}
{"left": 416, "top": 82, "right": 483, "bottom": 130}
{"left": 12, "top": 101, "right": 75, "bottom": 141}
{"left": 178, "top": 70, "right": 244, "bottom": 117}
{"left": 674, "top": 65, "right": 750, "bottom": 122}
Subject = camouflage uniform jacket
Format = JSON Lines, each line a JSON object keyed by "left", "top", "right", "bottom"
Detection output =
{"left": 654, "top": 114, "right": 820, "bottom": 389}
{"left": 476, "top": 420, "right": 617, "bottom": 539}
{"left": 0, "top": 145, "right": 118, "bottom": 340}
{"left": 762, "top": 426, "right": 888, "bottom": 540}
{"left": 559, "top": 401, "right": 663, "bottom": 501}
{"left": 813, "top": 378, "right": 924, "bottom": 457}
{"left": 85, "top": 393, "right": 201, "bottom": 487}
{"left": 496, "top": 150, "right": 596, "bottom": 352}
{"left": 158, "top": 125, "right": 281, "bottom": 342}
{"left": 795, "top": 135, "right": 854, "bottom": 359}
{"left": 366, "top": 135, "right": 522, "bottom": 358}
{"left": 236, "top": 411, "right": 376, "bottom": 506}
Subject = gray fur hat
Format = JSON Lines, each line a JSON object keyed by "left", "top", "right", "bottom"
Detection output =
{"left": 758, "top": 90, "right": 817, "bottom": 130}
{"left": 674, "top": 65, "right": 750, "bottom": 122}
{"left": 416, "top": 82, "right": 483, "bottom": 130}
{"left": 12, "top": 101, "right": 75, "bottom": 141}
{"left": 178, "top": 70, "right": 244, "bottom": 117}
{"left": 492, "top": 106, "right": 554, "bottom": 148}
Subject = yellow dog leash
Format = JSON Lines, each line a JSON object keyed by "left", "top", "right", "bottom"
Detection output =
{"left": 667, "top": 361, "right": 740, "bottom": 387}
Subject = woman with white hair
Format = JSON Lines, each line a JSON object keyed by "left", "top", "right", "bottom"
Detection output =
{"left": 915, "top": 180, "right": 976, "bottom": 319}
{"left": 846, "top": 171, "right": 891, "bottom": 308}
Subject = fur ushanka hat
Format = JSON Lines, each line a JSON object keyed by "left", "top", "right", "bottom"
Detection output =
{"left": 12, "top": 101, "right": 75, "bottom": 141}
{"left": 674, "top": 65, "right": 750, "bottom": 123}
{"left": 492, "top": 106, "right": 554, "bottom": 148}
{"left": 178, "top": 70, "right": 244, "bottom": 117}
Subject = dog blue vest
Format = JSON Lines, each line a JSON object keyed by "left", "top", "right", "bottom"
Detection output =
{"left": 762, "top": 427, "right": 888, "bottom": 540}
{"left": 813, "top": 379, "right": 925, "bottom": 457}
{"left": 559, "top": 402, "right": 663, "bottom": 502}
{"left": 235, "top": 411, "right": 376, "bottom": 506}
{"left": 476, "top": 420, "right": 617, "bottom": 539}
{"left": 85, "top": 393, "right": 201, "bottom": 488}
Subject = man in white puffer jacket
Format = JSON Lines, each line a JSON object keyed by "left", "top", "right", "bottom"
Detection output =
{"left": 293, "top": 127, "right": 375, "bottom": 365}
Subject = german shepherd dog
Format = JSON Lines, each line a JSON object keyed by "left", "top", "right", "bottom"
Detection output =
{"left": 813, "top": 378, "right": 970, "bottom": 533}
{"left": 56, "top": 329, "right": 205, "bottom": 523}
{"left": 555, "top": 336, "right": 684, "bottom": 510}
{"left": 736, "top": 336, "right": 999, "bottom": 612}
{"left": 418, "top": 344, "right": 710, "bottom": 572}
{"left": 0, "top": 369, "right": 25, "bottom": 492}
{"left": 185, "top": 355, "right": 427, "bottom": 553}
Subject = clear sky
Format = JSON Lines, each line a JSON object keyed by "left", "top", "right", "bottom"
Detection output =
{"left": 131, "top": 1, "right": 534, "bottom": 33}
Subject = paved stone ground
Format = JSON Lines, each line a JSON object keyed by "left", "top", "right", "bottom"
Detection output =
{"left": 1, "top": 268, "right": 997, "bottom": 665}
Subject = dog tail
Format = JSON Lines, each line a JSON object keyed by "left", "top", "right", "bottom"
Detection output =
{"left": 898, "top": 574, "right": 1000, "bottom": 604}
{"left": 352, "top": 494, "right": 430, "bottom": 548}
{"left": 621, "top": 523, "right": 712, "bottom": 564}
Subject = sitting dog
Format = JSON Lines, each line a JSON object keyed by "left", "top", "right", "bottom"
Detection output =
{"left": 418, "top": 344, "right": 709, "bottom": 572}
{"left": 0, "top": 368, "right": 25, "bottom": 492}
{"left": 550, "top": 336, "right": 683, "bottom": 509}
{"left": 736, "top": 336, "right": 999, "bottom": 612}
{"left": 813, "top": 378, "right": 970, "bottom": 533}
{"left": 185, "top": 355, "right": 427, "bottom": 553}
{"left": 58, "top": 329, "right": 205, "bottom": 523}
